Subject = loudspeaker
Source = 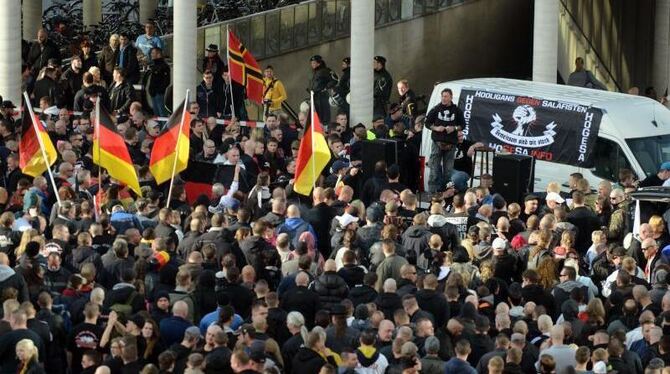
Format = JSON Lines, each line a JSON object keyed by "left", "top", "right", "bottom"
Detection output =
{"left": 492, "top": 154, "right": 535, "bottom": 204}
{"left": 362, "top": 139, "right": 398, "bottom": 179}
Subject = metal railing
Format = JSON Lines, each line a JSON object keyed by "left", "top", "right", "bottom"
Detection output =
{"left": 162, "top": 0, "right": 469, "bottom": 63}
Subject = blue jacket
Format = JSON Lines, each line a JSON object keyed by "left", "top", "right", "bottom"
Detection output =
{"left": 159, "top": 315, "right": 193, "bottom": 347}
{"left": 198, "top": 307, "right": 243, "bottom": 335}
{"left": 110, "top": 211, "right": 141, "bottom": 234}
{"left": 444, "top": 357, "right": 476, "bottom": 374}
{"left": 277, "top": 217, "right": 317, "bottom": 249}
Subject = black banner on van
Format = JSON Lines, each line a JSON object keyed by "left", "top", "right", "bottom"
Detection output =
{"left": 459, "top": 89, "right": 603, "bottom": 166}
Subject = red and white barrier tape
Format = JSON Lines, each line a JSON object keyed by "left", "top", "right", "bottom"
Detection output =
{"left": 11, "top": 107, "right": 264, "bottom": 128}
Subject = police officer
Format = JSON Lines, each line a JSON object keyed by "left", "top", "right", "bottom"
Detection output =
{"left": 373, "top": 56, "right": 393, "bottom": 119}
{"left": 309, "top": 55, "right": 337, "bottom": 124}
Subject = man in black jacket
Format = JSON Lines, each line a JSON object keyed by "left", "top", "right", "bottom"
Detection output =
{"left": 425, "top": 88, "right": 464, "bottom": 193}
{"left": 27, "top": 29, "right": 61, "bottom": 73}
{"left": 309, "top": 55, "right": 336, "bottom": 123}
{"left": 61, "top": 56, "right": 83, "bottom": 110}
{"left": 521, "top": 269, "right": 555, "bottom": 317}
{"left": 373, "top": 56, "right": 393, "bottom": 119}
{"left": 281, "top": 272, "right": 321, "bottom": 328}
{"left": 109, "top": 67, "right": 135, "bottom": 114}
{"left": 146, "top": 48, "right": 170, "bottom": 117}
{"left": 239, "top": 221, "right": 280, "bottom": 285}
{"left": 361, "top": 161, "right": 387, "bottom": 207}
{"left": 334, "top": 57, "right": 350, "bottom": 115}
{"left": 33, "top": 66, "right": 63, "bottom": 107}
{"left": 566, "top": 190, "right": 601, "bottom": 254}
{"left": 219, "top": 69, "right": 247, "bottom": 120}
{"left": 196, "top": 70, "right": 222, "bottom": 119}
{"left": 427, "top": 204, "right": 461, "bottom": 252}
{"left": 102, "top": 268, "right": 145, "bottom": 315}
{"left": 307, "top": 187, "right": 336, "bottom": 259}
{"left": 217, "top": 267, "right": 255, "bottom": 320}
{"left": 416, "top": 275, "right": 450, "bottom": 329}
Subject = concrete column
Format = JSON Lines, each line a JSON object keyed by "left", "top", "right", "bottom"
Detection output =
{"left": 22, "top": 0, "right": 42, "bottom": 41}
{"left": 653, "top": 0, "right": 670, "bottom": 97}
{"left": 1, "top": 1, "right": 22, "bottom": 105}
{"left": 173, "top": 0, "right": 197, "bottom": 109}
{"left": 532, "top": 0, "right": 559, "bottom": 83}
{"left": 82, "top": 0, "right": 102, "bottom": 29}
{"left": 139, "top": 0, "right": 159, "bottom": 24}
{"left": 350, "top": 0, "right": 375, "bottom": 127}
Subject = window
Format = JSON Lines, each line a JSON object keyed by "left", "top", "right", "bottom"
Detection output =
{"left": 591, "top": 137, "right": 633, "bottom": 181}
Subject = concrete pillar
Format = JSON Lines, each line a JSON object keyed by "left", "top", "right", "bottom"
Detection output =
{"left": 350, "top": 0, "right": 375, "bottom": 127}
{"left": 22, "top": 0, "right": 42, "bottom": 41}
{"left": 173, "top": 0, "right": 197, "bottom": 109}
{"left": 82, "top": 0, "right": 102, "bottom": 29}
{"left": 532, "top": 0, "right": 559, "bottom": 83}
{"left": 1, "top": 1, "right": 22, "bottom": 105}
{"left": 139, "top": 0, "right": 159, "bottom": 24}
{"left": 653, "top": 0, "right": 670, "bottom": 98}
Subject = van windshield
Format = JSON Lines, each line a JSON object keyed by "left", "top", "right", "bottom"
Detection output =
{"left": 626, "top": 135, "right": 670, "bottom": 177}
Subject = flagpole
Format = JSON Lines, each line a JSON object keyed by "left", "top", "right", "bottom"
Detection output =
{"left": 166, "top": 90, "right": 190, "bottom": 207}
{"left": 22, "top": 92, "right": 61, "bottom": 206}
{"left": 310, "top": 90, "right": 316, "bottom": 192}
{"left": 95, "top": 99, "right": 102, "bottom": 213}
{"left": 226, "top": 25, "right": 236, "bottom": 119}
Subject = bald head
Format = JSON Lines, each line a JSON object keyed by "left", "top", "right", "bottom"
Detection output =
{"left": 550, "top": 324, "right": 564, "bottom": 343}
{"left": 94, "top": 366, "right": 111, "bottom": 374}
{"left": 173, "top": 300, "right": 189, "bottom": 318}
{"left": 287, "top": 205, "right": 300, "bottom": 218}
{"left": 383, "top": 278, "right": 397, "bottom": 293}
{"left": 324, "top": 259, "right": 337, "bottom": 272}
{"left": 295, "top": 272, "right": 309, "bottom": 287}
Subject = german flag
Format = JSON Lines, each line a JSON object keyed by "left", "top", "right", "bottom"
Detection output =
{"left": 19, "top": 106, "right": 57, "bottom": 177}
{"left": 294, "top": 109, "right": 331, "bottom": 195}
{"left": 228, "top": 29, "right": 264, "bottom": 104}
{"left": 149, "top": 98, "right": 191, "bottom": 185}
{"left": 92, "top": 102, "right": 141, "bottom": 194}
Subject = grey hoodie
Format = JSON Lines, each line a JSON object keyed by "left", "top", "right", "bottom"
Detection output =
{"left": 0, "top": 265, "right": 29, "bottom": 302}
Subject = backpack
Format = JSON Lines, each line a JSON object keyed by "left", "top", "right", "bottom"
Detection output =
{"left": 51, "top": 303, "right": 72, "bottom": 335}
{"left": 110, "top": 290, "right": 137, "bottom": 318}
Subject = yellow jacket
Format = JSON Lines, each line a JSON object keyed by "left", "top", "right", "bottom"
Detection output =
{"left": 263, "top": 77, "right": 287, "bottom": 111}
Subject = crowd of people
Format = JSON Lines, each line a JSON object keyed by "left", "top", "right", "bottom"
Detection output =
{"left": 2, "top": 19, "right": 670, "bottom": 374}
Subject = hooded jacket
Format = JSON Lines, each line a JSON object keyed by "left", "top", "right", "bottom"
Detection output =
{"left": 338, "top": 264, "right": 366, "bottom": 289}
{"left": 310, "top": 271, "right": 349, "bottom": 310}
{"left": 552, "top": 280, "right": 588, "bottom": 317}
{"left": 402, "top": 225, "right": 431, "bottom": 262}
{"left": 416, "top": 288, "right": 450, "bottom": 328}
{"left": 348, "top": 285, "right": 378, "bottom": 307}
{"left": 355, "top": 345, "right": 388, "bottom": 374}
{"left": 67, "top": 246, "right": 101, "bottom": 272}
{"left": 239, "top": 235, "right": 280, "bottom": 284}
{"left": 291, "top": 347, "right": 327, "bottom": 374}
{"left": 374, "top": 292, "right": 402, "bottom": 320}
{"left": 427, "top": 215, "right": 460, "bottom": 251}
{"left": 522, "top": 284, "right": 555, "bottom": 316}
{"left": 277, "top": 218, "right": 317, "bottom": 249}
{"left": 0, "top": 265, "right": 29, "bottom": 302}
{"left": 357, "top": 223, "right": 383, "bottom": 253}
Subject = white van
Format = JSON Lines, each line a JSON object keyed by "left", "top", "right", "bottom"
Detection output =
{"left": 421, "top": 78, "right": 670, "bottom": 192}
